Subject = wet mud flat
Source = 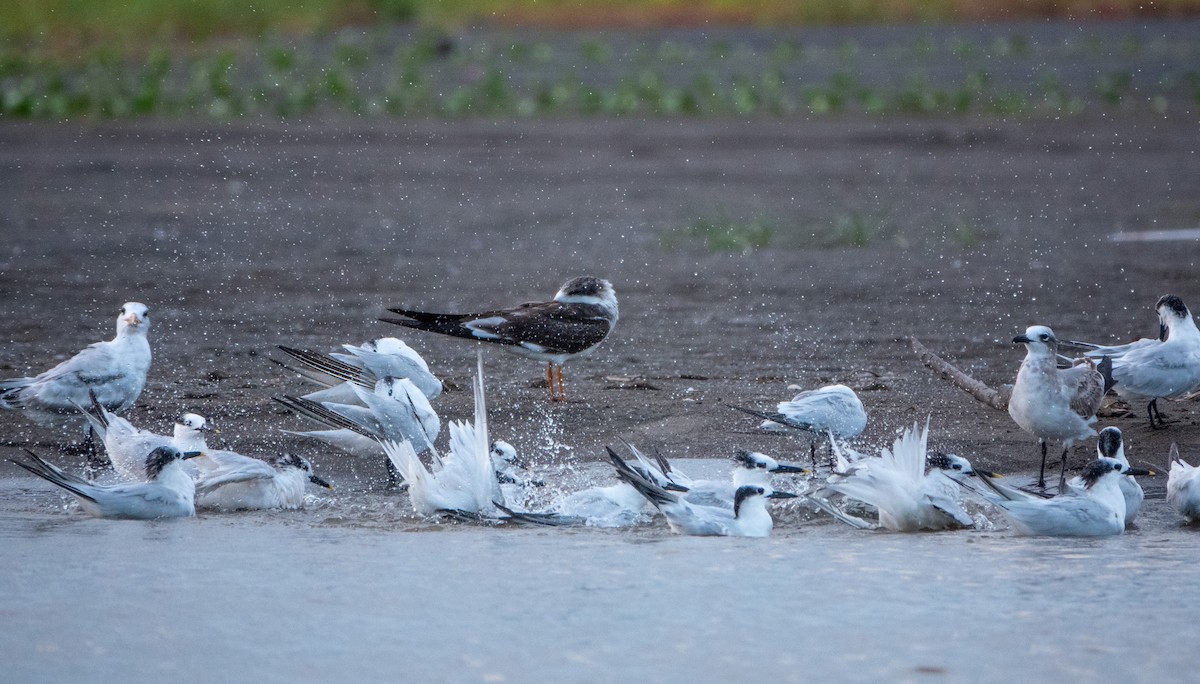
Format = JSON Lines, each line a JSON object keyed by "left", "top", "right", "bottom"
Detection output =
{"left": 0, "top": 112, "right": 1197, "bottom": 487}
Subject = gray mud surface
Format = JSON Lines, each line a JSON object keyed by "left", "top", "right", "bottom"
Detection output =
{"left": 1, "top": 114, "right": 1198, "bottom": 487}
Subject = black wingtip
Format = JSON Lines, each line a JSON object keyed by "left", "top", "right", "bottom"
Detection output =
{"left": 1097, "top": 355, "right": 1117, "bottom": 395}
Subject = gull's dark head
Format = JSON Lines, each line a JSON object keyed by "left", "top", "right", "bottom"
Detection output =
{"left": 144, "top": 445, "right": 198, "bottom": 480}
{"left": 1097, "top": 427, "right": 1123, "bottom": 461}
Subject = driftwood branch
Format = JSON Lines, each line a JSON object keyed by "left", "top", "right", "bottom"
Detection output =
{"left": 911, "top": 337, "right": 1009, "bottom": 412}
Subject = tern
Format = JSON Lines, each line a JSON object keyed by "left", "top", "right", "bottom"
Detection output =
{"left": 275, "top": 376, "right": 440, "bottom": 484}
{"left": 814, "top": 419, "right": 985, "bottom": 531}
{"left": 76, "top": 392, "right": 210, "bottom": 482}
{"left": 195, "top": 452, "right": 333, "bottom": 511}
{"left": 609, "top": 449, "right": 797, "bottom": 537}
{"left": 275, "top": 336, "right": 442, "bottom": 400}
{"left": 10, "top": 446, "right": 201, "bottom": 519}
{"left": 1, "top": 302, "right": 152, "bottom": 452}
{"left": 1008, "top": 325, "right": 1104, "bottom": 489}
{"left": 1064, "top": 427, "right": 1143, "bottom": 525}
{"left": 381, "top": 276, "right": 618, "bottom": 401}
{"left": 1166, "top": 443, "right": 1200, "bottom": 523}
{"left": 378, "top": 355, "right": 505, "bottom": 517}
{"left": 730, "top": 384, "right": 866, "bottom": 468}
{"left": 665, "top": 449, "right": 808, "bottom": 508}
{"left": 1068, "top": 295, "right": 1200, "bottom": 428}
{"left": 962, "top": 457, "right": 1149, "bottom": 536}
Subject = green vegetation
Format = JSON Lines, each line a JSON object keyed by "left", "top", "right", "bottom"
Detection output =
{"left": 662, "top": 214, "right": 775, "bottom": 253}
{"left": 1, "top": 11, "right": 1198, "bottom": 119}
{"left": 6, "top": 1, "right": 1200, "bottom": 50}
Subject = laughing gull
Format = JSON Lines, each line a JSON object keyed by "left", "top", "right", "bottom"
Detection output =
{"left": 1008, "top": 325, "right": 1104, "bottom": 489}
{"left": 381, "top": 276, "right": 618, "bottom": 401}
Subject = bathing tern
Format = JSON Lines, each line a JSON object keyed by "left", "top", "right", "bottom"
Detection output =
{"left": 960, "top": 457, "right": 1149, "bottom": 537}
{"left": 381, "top": 276, "right": 618, "bottom": 401}
{"left": 730, "top": 384, "right": 866, "bottom": 468}
{"left": 1166, "top": 443, "right": 1200, "bottom": 523}
{"left": 10, "top": 446, "right": 201, "bottom": 519}
{"left": 1, "top": 302, "right": 152, "bottom": 451}
{"left": 609, "top": 449, "right": 797, "bottom": 537}
{"left": 1067, "top": 295, "right": 1200, "bottom": 428}
{"left": 1008, "top": 325, "right": 1104, "bottom": 489}
{"left": 379, "top": 355, "right": 506, "bottom": 517}
{"left": 813, "top": 419, "right": 985, "bottom": 531}
{"left": 275, "top": 376, "right": 440, "bottom": 483}
{"left": 76, "top": 392, "right": 210, "bottom": 481}
{"left": 275, "top": 336, "right": 442, "bottom": 400}
{"left": 1064, "top": 427, "right": 1144, "bottom": 526}
{"left": 195, "top": 452, "right": 332, "bottom": 511}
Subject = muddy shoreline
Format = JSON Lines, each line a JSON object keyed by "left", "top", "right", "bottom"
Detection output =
{"left": 1, "top": 114, "right": 1197, "bottom": 487}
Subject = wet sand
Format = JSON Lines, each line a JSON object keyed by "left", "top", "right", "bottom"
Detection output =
{"left": 0, "top": 113, "right": 1198, "bottom": 485}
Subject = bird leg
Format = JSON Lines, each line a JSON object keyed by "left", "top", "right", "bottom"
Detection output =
{"left": 546, "top": 363, "right": 557, "bottom": 400}
{"left": 1037, "top": 439, "right": 1049, "bottom": 489}
{"left": 556, "top": 365, "right": 567, "bottom": 402}
{"left": 1148, "top": 400, "right": 1169, "bottom": 429}
{"left": 1058, "top": 445, "right": 1071, "bottom": 492}
{"left": 809, "top": 439, "right": 818, "bottom": 472}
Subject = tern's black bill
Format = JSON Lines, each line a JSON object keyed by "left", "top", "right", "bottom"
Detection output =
{"left": 309, "top": 474, "right": 334, "bottom": 489}
{"left": 769, "top": 464, "right": 809, "bottom": 474}
{"left": 766, "top": 491, "right": 799, "bottom": 500}
{"left": 181, "top": 451, "right": 203, "bottom": 460}
{"left": 1012, "top": 334, "right": 1031, "bottom": 344}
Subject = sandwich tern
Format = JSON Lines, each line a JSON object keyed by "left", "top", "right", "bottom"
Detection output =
{"left": 730, "top": 384, "right": 866, "bottom": 468}
{"left": 1068, "top": 295, "right": 1200, "bottom": 428}
{"left": 814, "top": 419, "right": 984, "bottom": 531}
{"left": 9, "top": 445, "right": 201, "bottom": 519}
{"left": 195, "top": 452, "right": 333, "bottom": 511}
{"left": 381, "top": 276, "right": 618, "bottom": 401}
{"left": 276, "top": 376, "right": 440, "bottom": 484}
{"left": 378, "top": 356, "right": 505, "bottom": 517}
{"left": 1064, "top": 427, "right": 1144, "bottom": 525}
{"left": 962, "top": 457, "right": 1149, "bottom": 536}
{"left": 1166, "top": 443, "right": 1200, "bottom": 523}
{"left": 1, "top": 302, "right": 151, "bottom": 451}
{"left": 610, "top": 450, "right": 797, "bottom": 537}
{"left": 276, "top": 336, "right": 442, "bottom": 400}
{"left": 77, "top": 392, "right": 210, "bottom": 481}
{"left": 1008, "top": 325, "right": 1104, "bottom": 489}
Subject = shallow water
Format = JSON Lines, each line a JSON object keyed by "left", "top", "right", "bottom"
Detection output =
{"left": 2, "top": 461, "right": 1196, "bottom": 683}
